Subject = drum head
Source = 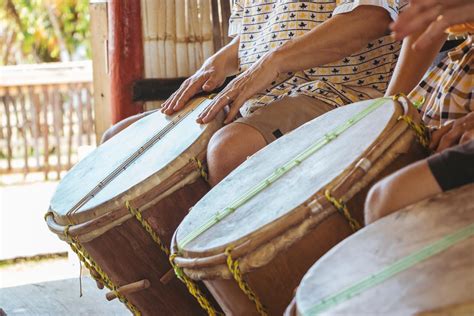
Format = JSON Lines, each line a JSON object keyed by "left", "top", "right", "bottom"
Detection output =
{"left": 176, "top": 98, "right": 401, "bottom": 255}
{"left": 295, "top": 184, "right": 474, "bottom": 315}
{"left": 50, "top": 97, "right": 217, "bottom": 225}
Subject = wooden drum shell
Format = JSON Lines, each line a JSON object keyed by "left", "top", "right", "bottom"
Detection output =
{"left": 80, "top": 178, "right": 211, "bottom": 315}
{"left": 46, "top": 97, "right": 223, "bottom": 315}
{"left": 286, "top": 183, "right": 474, "bottom": 316}
{"left": 202, "top": 136, "right": 426, "bottom": 315}
{"left": 172, "top": 97, "right": 429, "bottom": 315}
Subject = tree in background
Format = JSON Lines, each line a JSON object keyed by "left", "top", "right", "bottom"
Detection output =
{"left": 0, "top": 0, "right": 90, "bottom": 65}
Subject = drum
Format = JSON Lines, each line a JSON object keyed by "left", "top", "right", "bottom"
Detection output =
{"left": 286, "top": 183, "right": 474, "bottom": 316}
{"left": 45, "top": 96, "right": 223, "bottom": 315}
{"left": 170, "top": 96, "right": 429, "bottom": 315}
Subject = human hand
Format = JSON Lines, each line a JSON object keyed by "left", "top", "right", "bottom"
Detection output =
{"left": 197, "top": 52, "right": 281, "bottom": 124}
{"left": 390, "top": 0, "right": 474, "bottom": 50}
{"left": 160, "top": 55, "right": 230, "bottom": 115}
{"left": 430, "top": 112, "right": 474, "bottom": 152}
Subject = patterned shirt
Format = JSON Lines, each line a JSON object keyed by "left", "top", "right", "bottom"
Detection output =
{"left": 228, "top": 0, "right": 407, "bottom": 116}
{"left": 410, "top": 35, "right": 473, "bottom": 128}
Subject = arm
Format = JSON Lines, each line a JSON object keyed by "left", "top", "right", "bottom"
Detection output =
{"left": 198, "top": 5, "right": 393, "bottom": 124}
{"left": 161, "top": 36, "right": 240, "bottom": 114}
{"left": 364, "top": 159, "right": 442, "bottom": 224}
{"left": 390, "top": 0, "right": 474, "bottom": 50}
{"left": 384, "top": 32, "right": 446, "bottom": 96}
{"left": 272, "top": 6, "right": 391, "bottom": 74}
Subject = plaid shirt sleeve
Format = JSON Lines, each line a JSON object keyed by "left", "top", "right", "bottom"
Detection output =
{"left": 409, "top": 36, "right": 474, "bottom": 128}
{"left": 228, "top": 0, "right": 245, "bottom": 38}
{"left": 333, "top": 0, "right": 408, "bottom": 21}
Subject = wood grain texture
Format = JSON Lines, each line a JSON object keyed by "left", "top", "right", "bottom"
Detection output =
{"left": 293, "top": 183, "right": 474, "bottom": 316}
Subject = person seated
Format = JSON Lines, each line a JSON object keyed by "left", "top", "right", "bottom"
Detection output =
{"left": 365, "top": 0, "right": 474, "bottom": 224}
{"left": 103, "top": 0, "right": 408, "bottom": 187}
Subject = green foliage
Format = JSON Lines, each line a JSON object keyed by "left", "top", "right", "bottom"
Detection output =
{"left": 1, "top": 0, "right": 91, "bottom": 63}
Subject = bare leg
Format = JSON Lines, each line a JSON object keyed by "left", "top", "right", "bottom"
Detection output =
{"left": 364, "top": 159, "right": 442, "bottom": 224}
{"left": 100, "top": 111, "right": 155, "bottom": 143}
{"left": 207, "top": 122, "right": 267, "bottom": 186}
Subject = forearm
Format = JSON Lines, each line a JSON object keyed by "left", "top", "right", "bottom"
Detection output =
{"left": 271, "top": 6, "right": 392, "bottom": 74}
{"left": 364, "top": 159, "right": 442, "bottom": 224}
{"left": 385, "top": 32, "right": 446, "bottom": 96}
{"left": 207, "top": 36, "right": 240, "bottom": 76}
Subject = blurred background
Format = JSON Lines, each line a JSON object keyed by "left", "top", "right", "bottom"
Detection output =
{"left": 0, "top": 0, "right": 125, "bottom": 314}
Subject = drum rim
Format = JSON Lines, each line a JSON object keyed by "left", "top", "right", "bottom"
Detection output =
{"left": 46, "top": 97, "right": 223, "bottom": 241}
{"left": 172, "top": 97, "right": 422, "bottom": 276}
{"left": 293, "top": 183, "right": 474, "bottom": 315}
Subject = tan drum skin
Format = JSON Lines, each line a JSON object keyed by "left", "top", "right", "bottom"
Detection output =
{"left": 286, "top": 183, "right": 474, "bottom": 316}
{"left": 171, "top": 96, "right": 429, "bottom": 315}
{"left": 45, "top": 97, "right": 223, "bottom": 315}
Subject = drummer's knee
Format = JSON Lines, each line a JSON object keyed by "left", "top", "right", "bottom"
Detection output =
{"left": 364, "top": 182, "right": 387, "bottom": 225}
{"left": 207, "top": 123, "right": 266, "bottom": 186}
{"left": 100, "top": 112, "right": 151, "bottom": 144}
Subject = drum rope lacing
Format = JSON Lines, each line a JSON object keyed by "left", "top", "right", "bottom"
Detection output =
{"left": 225, "top": 246, "right": 268, "bottom": 315}
{"left": 126, "top": 202, "right": 221, "bottom": 315}
{"left": 324, "top": 191, "right": 361, "bottom": 232}
{"left": 169, "top": 253, "right": 223, "bottom": 316}
{"left": 61, "top": 223, "right": 141, "bottom": 315}
{"left": 192, "top": 157, "right": 209, "bottom": 182}
{"left": 178, "top": 97, "right": 391, "bottom": 249}
{"left": 302, "top": 221, "right": 474, "bottom": 315}
{"left": 126, "top": 201, "right": 170, "bottom": 255}
{"left": 394, "top": 94, "right": 430, "bottom": 149}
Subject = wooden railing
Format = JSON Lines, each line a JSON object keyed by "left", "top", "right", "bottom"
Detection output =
{"left": 0, "top": 61, "right": 94, "bottom": 180}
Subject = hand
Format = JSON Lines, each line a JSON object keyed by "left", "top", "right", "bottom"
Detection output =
{"left": 197, "top": 52, "right": 281, "bottom": 124}
{"left": 390, "top": 0, "right": 474, "bottom": 50}
{"left": 430, "top": 112, "right": 474, "bottom": 152}
{"left": 160, "top": 55, "right": 230, "bottom": 115}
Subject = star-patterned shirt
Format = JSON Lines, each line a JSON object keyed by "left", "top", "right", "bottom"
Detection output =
{"left": 228, "top": 0, "right": 407, "bottom": 116}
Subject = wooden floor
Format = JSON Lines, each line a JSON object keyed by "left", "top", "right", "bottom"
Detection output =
{"left": 0, "top": 277, "right": 128, "bottom": 315}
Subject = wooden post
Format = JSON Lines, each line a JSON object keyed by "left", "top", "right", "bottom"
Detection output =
{"left": 108, "top": 0, "right": 144, "bottom": 124}
{"left": 90, "top": 0, "right": 112, "bottom": 142}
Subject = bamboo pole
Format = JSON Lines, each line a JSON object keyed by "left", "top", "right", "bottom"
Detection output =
{"left": 2, "top": 91, "right": 13, "bottom": 172}
{"left": 19, "top": 90, "right": 30, "bottom": 175}
{"left": 201, "top": 0, "right": 214, "bottom": 61}
{"left": 165, "top": 0, "right": 177, "bottom": 77}
{"left": 190, "top": 0, "right": 203, "bottom": 68}
{"left": 220, "top": 0, "right": 232, "bottom": 46}
{"left": 52, "top": 90, "right": 61, "bottom": 180}
{"left": 175, "top": 0, "right": 189, "bottom": 77}
{"left": 141, "top": 0, "right": 165, "bottom": 78}
{"left": 185, "top": 0, "right": 197, "bottom": 73}
{"left": 157, "top": 0, "right": 167, "bottom": 77}
{"left": 67, "top": 90, "right": 74, "bottom": 169}
{"left": 28, "top": 86, "right": 41, "bottom": 169}
{"left": 211, "top": 0, "right": 222, "bottom": 52}
{"left": 42, "top": 86, "right": 50, "bottom": 180}
{"left": 77, "top": 85, "right": 84, "bottom": 148}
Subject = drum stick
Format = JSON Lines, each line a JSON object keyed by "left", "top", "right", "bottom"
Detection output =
{"left": 105, "top": 279, "right": 151, "bottom": 301}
